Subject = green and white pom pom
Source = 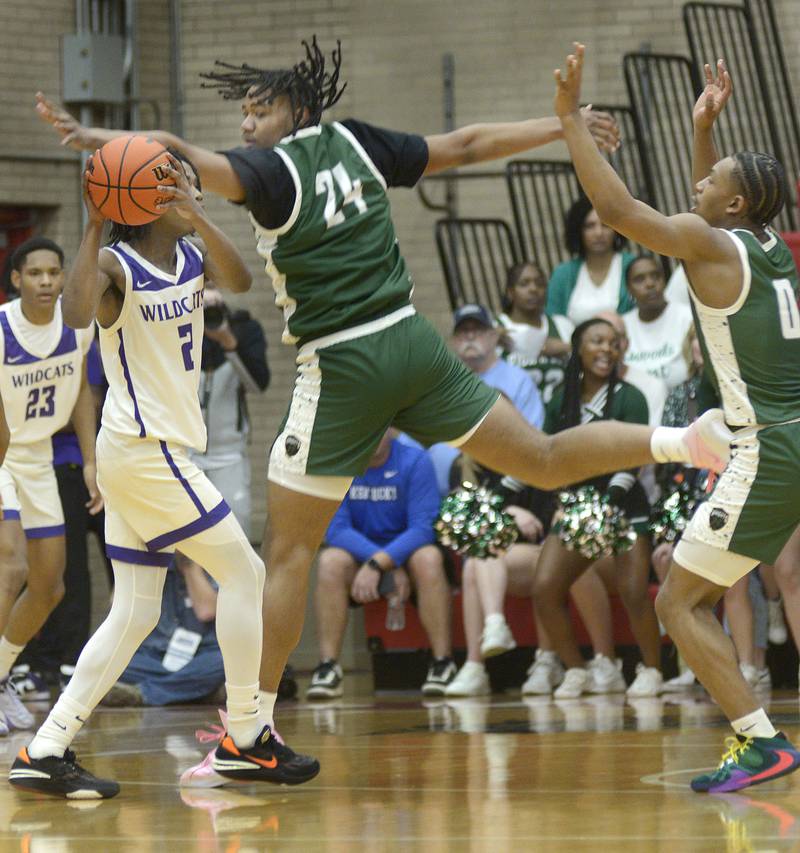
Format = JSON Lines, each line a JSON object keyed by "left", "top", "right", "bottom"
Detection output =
{"left": 435, "top": 481, "right": 518, "bottom": 558}
{"left": 557, "top": 486, "right": 637, "bottom": 561}
{"left": 650, "top": 480, "right": 705, "bottom": 546}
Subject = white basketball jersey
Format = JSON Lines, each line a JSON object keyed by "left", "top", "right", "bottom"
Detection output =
{"left": 0, "top": 298, "right": 92, "bottom": 445}
{"left": 98, "top": 238, "right": 207, "bottom": 450}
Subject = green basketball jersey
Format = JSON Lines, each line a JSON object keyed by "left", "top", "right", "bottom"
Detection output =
{"left": 248, "top": 123, "right": 415, "bottom": 346}
{"left": 690, "top": 228, "right": 800, "bottom": 427}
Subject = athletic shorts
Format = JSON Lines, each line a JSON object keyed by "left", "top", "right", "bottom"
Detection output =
{"left": 676, "top": 421, "right": 800, "bottom": 586}
{"left": 0, "top": 440, "right": 64, "bottom": 538}
{"left": 97, "top": 429, "right": 231, "bottom": 567}
{"left": 269, "top": 307, "right": 499, "bottom": 500}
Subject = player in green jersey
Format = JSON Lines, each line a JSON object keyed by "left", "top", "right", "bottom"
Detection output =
{"left": 37, "top": 38, "right": 730, "bottom": 784}
{"left": 555, "top": 43, "right": 800, "bottom": 792}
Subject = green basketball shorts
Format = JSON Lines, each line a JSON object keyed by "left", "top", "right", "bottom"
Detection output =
{"left": 676, "top": 420, "right": 800, "bottom": 585}
{"left": 268, "top": 307, "right": 499, "bottom": 499}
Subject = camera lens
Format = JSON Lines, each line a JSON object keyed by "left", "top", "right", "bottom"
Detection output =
{"left": 204, "top": 304, "right": 226, "bottom": 330}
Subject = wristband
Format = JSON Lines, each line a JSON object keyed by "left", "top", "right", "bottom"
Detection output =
{"left": 367, "top": 557, "right": 383, "bottom": 574}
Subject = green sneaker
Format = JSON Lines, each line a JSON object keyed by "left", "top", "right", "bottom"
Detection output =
{"left": 691, "top": 732, "right": 800, "bottom": 793}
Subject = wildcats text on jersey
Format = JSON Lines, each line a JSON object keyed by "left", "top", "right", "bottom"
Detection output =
{"left": 139, "top": 290, "right": 204, "bottom": 323}
{"left": 10, "top": 362, "right": 75, "bottom": 387}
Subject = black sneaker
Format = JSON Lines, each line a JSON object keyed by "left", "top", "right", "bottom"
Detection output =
{"left": 212, "top": 725, "right": 320, "bottom": 785}
{"left": 9, "top": 747, "right": 120, "bottom": 799}
{"left": 306, "top": 660, "right": 343, "bottom": 699}
{"left": 422, "top": 658, "right": 458, "bottom": 696}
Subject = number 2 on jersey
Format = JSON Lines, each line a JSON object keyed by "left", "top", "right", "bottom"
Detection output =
{"left": 24, "top": 385, "right": 55, "bottom": 420}
{"left": 772, "top": 278, "right": 800, "bottom": 339}
{"left": 315, "top": 162, "right": 367, "bottom": 230}
{"left": 178, "top": 323, "right": 194, "bottom": 371}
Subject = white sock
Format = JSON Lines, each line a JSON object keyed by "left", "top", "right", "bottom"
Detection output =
{"left": 732, "top": 707, "right": 778, "bottom": 739}
{"left": 0, "top": 637, "right": 24, "bottom": 681}
{"left": 28, "top": 694, "right": 92, "bottom": 759}
{"left": 259, "top": 690, "right": 277, "bottom": 729}
{"left": 650, "top": 426, "right": 689, "bottom": 464}
{"left": 485, "top": 613, "right": 507, "bottom": 626}
{"left": 225, "top": 682, "right": 261, "bottom": 748}
{"left": 462, "top": 660, "right": 485, "bottom": 673}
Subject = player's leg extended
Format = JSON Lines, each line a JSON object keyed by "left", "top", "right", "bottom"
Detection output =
{"left": 3, "top": 535, "right": 66, "bottom": 652}
{"left": 259, "top": 483, "right": 341, "bottom": 695}
{"left": 461, "top": 395, "right": 730, "bottom": 489}
{"left": 10, "top": 560, "right": 167, "bottom": 798}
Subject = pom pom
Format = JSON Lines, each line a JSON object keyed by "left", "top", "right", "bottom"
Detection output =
{"left": 556, "top": 485, "right": 637, "bottom": 561}
{"left": 649, "top": 478, "right": 706, "bottom": 546}
{"left": 435, "top": 482, "right": 518, "bottom": 558}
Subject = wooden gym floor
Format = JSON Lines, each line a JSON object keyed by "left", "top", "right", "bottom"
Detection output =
{"left": 1, "top": 675, "right": 799, "bottom": 852}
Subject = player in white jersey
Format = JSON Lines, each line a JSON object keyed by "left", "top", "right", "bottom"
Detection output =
{"left": 11, "top": 154, "right": 316, "bottom": 799}
{"left": 0, "top": 238, "right": 98, "bottom": 734}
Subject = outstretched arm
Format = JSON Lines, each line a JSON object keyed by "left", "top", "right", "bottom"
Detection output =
{"left": 423, "top": 106, "right": 619, "bottom": 175}
{"left": 35, "top": 92, "right": 246, "bottom": 202}
{"left": 692, "top": 60, "right": 733, "bottom": 185}
{"left": 554, "top": 45, "right": 735, "bottom": 271}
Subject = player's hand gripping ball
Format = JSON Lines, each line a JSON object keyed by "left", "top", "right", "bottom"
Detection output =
{"left": 435, "top": 482, "right": 518, "bottom": 558}
{"left": 557, "top": 486, "right": 636, "bottom": 561}
{"left": 86, "top": 134, "right": 175, "bottom": 226}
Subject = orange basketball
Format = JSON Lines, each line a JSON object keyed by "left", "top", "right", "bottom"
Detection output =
{"left": 87, "top": 134, "right": 175, "bottom": 226}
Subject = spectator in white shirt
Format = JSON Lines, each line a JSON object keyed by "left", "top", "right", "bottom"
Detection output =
{"left": 622, "top": 256, "right": 694, "bottom": 391}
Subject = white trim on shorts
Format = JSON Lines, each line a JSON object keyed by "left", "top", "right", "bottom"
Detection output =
{"left": 268, "top": 305, "right": 417, "bottom": 495}
{"left": 673, "top": 536, "right": 758, "bottom": 588}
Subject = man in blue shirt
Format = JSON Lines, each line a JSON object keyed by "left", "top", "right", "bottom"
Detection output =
{"left": 307, "top": 429, "right": 454, "bottom": 698}
{"left": 429, "top": 305, "right": 545, "bottom": 494}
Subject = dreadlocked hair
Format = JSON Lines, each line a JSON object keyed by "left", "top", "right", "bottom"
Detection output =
{"left": 200, "top": 36, "right": 346, "bottom": 135}
{"left": 108, "top": 148, "right": 201, "bottom": 245}
{"left": 556, "top": 318, "right": 619, "bottom": 433}
{"left": 731, "top": 151, "right": 787, "bottom": 227}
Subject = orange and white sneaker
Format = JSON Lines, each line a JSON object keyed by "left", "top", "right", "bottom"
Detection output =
{"left": 212, "top": 724, "right": 320, "bottom": 786}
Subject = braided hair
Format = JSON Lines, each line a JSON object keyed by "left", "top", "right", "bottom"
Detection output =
{"left": 200, "top": 36, "right": 347, "bottom": 135}
{"left": 555, "top": 318, "right": 619, "bottom": 432}
{"left": 731, "top": 151, "right": 787, "bottom": 227}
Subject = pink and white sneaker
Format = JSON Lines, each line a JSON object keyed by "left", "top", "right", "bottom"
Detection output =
{"left": 179, "top": 709, "right": 285, "bottom": 789}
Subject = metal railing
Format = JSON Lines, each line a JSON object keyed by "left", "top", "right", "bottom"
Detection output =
{"left": 435, "top": 218, "right": 519, "bottom": 313}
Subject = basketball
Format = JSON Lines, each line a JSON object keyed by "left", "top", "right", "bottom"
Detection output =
{"left": 87, "top": 134, "right": 174, "bottom": 226}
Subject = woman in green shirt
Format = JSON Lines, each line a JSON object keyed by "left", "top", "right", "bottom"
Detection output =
{"left": 532, "top": 318, "right": 664, "bottom": 698}
{"left": 546, "top": 196, "right": 636, "bottom": 325}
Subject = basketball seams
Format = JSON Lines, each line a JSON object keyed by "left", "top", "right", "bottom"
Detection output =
{"left": 94, "top": 148, "right": 113, "bottom": 213}
{"left": 116, "top": 135, "right": 136, "bottom": 225}
{"left": 92, "top": 135, "right": 171, "bottom": 226}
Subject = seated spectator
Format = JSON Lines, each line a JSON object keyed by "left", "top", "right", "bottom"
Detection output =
{"left": 444, "top": 454, "right": 624, "bottom": 698}
{"left": 596, "top": 310, "right": 668, "bottom": 426}
{"left": 532, "top": 318, "right": 665, "bottom": 698}
{"left": 429, "top": 303, "right": 544, "bottom": 494}
{"left": 101, "top": 558, "right": 224, "bottom": 706}
{"left": 307, "top": 429, "right": 454, "bottom": 698}
{"left": 622, "top": 255, "right": 694, "bottom": 390}
{"left": 498, "top": 261, "right": 573, "bottom": 404}
{"left": 546, "top": 195, "right": 636, "bottom": 326}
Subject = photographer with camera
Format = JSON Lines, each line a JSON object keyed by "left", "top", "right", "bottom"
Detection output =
{"left": 194, "top": 282, "right": 270, "bottom": 536}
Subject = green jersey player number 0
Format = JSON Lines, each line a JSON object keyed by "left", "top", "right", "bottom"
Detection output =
{"left": 773, "top": 278, "right": 800, "bottom": 339}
